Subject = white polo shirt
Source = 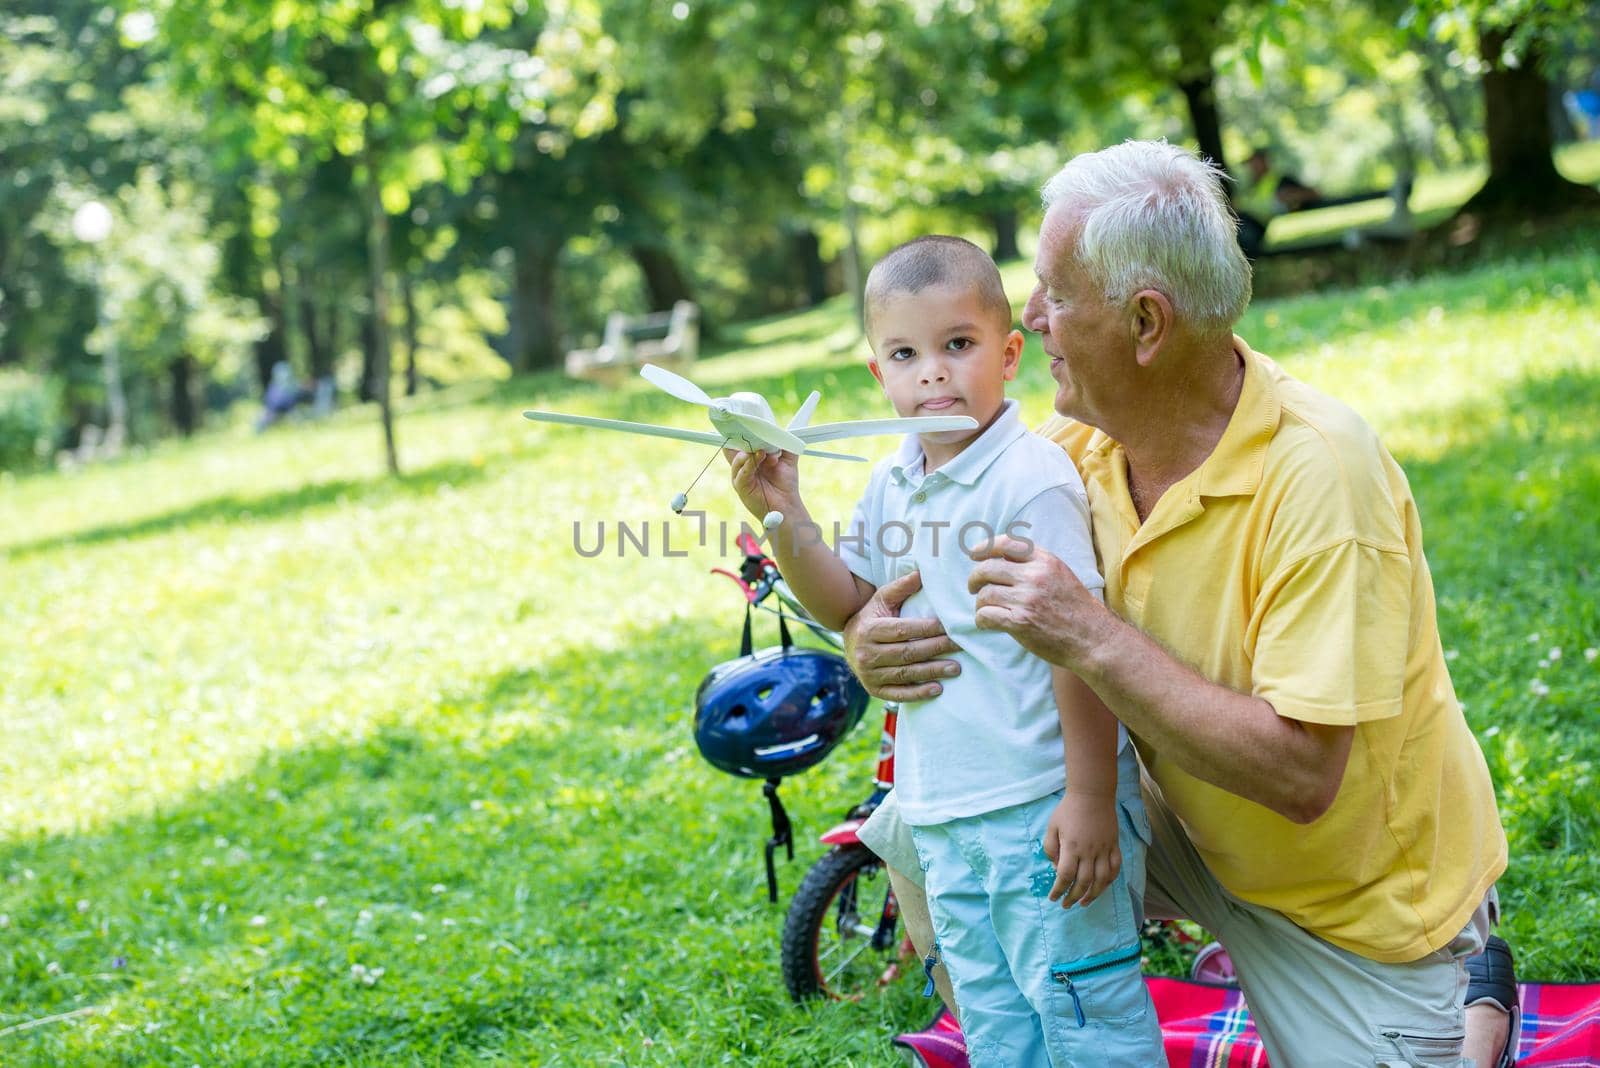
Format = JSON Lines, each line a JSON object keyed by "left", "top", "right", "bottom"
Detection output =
{"left": 837, "top": 399, "right": 1114, "bottom": 826}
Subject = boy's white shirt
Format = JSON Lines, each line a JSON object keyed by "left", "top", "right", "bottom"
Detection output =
{"left": 837, "top": 398, "right": 1121, "bottom": 827}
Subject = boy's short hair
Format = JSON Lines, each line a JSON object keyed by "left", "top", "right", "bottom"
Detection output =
{"left": 864, "top": 236, "right": 1013, "bottom": 341}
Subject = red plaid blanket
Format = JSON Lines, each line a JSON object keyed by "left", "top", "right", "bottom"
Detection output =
{"left": 893, "top": 978, "right": 1600, "bottom": 1067}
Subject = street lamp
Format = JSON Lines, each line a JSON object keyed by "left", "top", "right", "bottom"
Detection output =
{"left": 72, "top": 200, "right": 126, "bottom": 452}
{"left": 71, "top": 200, "right": 113, "bottom": 245}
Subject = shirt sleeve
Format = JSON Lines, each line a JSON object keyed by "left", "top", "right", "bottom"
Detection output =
{"left": 1249, "top": 538, "right": 1410, "bottom": 726}
{"left": 1009, "top": 485, "right": 1104, "bottom": 595}
{"left": 836, "top": 485, "right": 877, "bottom": 588}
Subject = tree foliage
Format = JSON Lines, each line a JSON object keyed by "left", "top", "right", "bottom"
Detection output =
{"left": 1, "top": 0, "right": 1596, "bottom": 468}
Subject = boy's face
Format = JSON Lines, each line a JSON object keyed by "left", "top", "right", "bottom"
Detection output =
{"left": 867, "top": 283, "right": 1023, "bottom": 451}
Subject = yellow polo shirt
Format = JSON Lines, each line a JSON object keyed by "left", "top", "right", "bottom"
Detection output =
{"left": 1042, "top": 340, "right": 1506, "bottom": 963}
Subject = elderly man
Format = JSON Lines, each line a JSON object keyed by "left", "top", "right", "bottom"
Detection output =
{"left": 852, "top": 141, "right": 1516, "bottom": 1067}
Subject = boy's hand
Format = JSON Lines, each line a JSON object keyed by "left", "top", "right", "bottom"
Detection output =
{"left": 725, "top": 447, "right": 801, "bottom": 521}
{"left": 1042, "top": 791, "right": 1121, "bottom": 909}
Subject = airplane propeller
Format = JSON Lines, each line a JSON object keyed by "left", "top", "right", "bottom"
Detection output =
{"left": 640, "top": 364, "right": 713, "bottom": 407}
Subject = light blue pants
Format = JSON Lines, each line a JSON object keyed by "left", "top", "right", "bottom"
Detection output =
{"left": 910, "top": 748, "right": 1164, "bottom": 1068}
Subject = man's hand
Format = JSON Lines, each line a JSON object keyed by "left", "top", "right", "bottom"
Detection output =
{"left": 842, "top": 571, "right": 962, "bottom": 701}
{"left": 1043, "top": 791, "right": 1121, "bottom": 909}
{"left": 968, "top": 534, "right": 1109, "bottom": 669}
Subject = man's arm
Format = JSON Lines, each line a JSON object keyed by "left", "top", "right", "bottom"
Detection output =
{"left": 1074, "top": 610, "right": 1352, "bottom": 824}
{"left": 969, "top": 537, "right": 1352, "bottom": 824}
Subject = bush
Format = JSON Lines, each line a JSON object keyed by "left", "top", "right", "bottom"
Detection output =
{"left": 0, "top": 369, "right": 61, "bottom": 471}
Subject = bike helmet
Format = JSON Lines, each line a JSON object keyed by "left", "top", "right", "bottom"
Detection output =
{"left": 694, "top": 646, "right": 869, "bottom": 779}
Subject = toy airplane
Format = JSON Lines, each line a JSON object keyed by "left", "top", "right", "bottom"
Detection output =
{"left": 524, "top": 364, "right": 977, "bottom": 529}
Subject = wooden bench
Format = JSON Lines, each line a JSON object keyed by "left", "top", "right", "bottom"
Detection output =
{"left": 565, "top": 300, "right": 700, "bottom": 381}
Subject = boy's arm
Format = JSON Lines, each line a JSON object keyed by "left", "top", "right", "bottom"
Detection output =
{"left": 726, "top": 448, "right": 875, "bottom": 632}
{"left": 766, "top": 500, "right": 877, "bottom": 633}
{"left": 1043, "top": 665, "right": 1123, "bottom": 909}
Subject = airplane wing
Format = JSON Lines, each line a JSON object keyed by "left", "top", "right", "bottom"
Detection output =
{"left": 794, "top": 416, "right": 978, "bottom": 444}
{"left": 523, "top": 410, "right": 727, "bottom": 447}
{"left": 525, "top": 410, "right": 865, "bottom": 460}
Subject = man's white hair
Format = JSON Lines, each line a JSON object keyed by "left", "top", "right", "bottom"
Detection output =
{"left": 1041, "top": 140, "right": 1251, "bottom": 333}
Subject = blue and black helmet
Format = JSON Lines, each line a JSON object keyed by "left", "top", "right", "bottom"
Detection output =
{"left": 694, "top": 646, "right": 869, "bottom": 779}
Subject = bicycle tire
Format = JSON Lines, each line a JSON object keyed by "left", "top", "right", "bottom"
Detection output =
{"left": 781, "top": 844, "right": 901, "bottom": 1001}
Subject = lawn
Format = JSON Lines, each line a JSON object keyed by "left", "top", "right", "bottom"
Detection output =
{"left": 2, "top": 219, "right": 1599, "bottom": 1065}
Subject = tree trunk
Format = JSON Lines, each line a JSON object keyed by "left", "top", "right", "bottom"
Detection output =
{"left": 401, "top": 271, "right": 419, "bottom": 397}
{"left": 629, "top": 243, "right": 694, "bottom": 312}
{"left": 97, "top": 269, "right": 127, "bottom": 451}
{"left": 988, "top": 207, "right": 1020, "bottom": 262}
{"left": 254, "top": 268, "right": 288, "bottom": 393}
{"left": 1464, "top": 25, "right": 1600, "bottom": 216}
{"left": 1177, "top": 66, "right": 1228, "bottom": 178}
{"left": 170, "top": 352, "right": 198, "bottom": 437}
{"left": 508, "top": 229, "right": 564, "bottom": 371}
{"left": 301, "top": 288, "right": 334, "bottom": 381}
{"left": 358, "top": 314, "right": 376, "bottom": 403}
{"left": 790, "top": 227, "right": 829, "bottom": 307}
{"left": 362, "top": 162, "right": 399, "bottom": 476}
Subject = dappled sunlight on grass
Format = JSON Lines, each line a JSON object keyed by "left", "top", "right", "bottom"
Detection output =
{"left": 3, "top": 232, "right": 1598, "bottom": 1061}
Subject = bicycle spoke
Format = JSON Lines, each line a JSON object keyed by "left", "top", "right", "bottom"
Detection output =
{"left": 823, "top": 939, "right": 873, "bottom": 983}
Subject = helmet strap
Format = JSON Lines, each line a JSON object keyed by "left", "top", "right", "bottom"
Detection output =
{"left": 777, "top": 602, "right": 794, "bottom": 650}
{"left": 738, "top": 601, "right": 794, "bottom": 656}
{"left": 762, "top": 776, "right": 793, "bottom": 904}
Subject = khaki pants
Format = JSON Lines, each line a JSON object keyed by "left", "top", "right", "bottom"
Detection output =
{"left": 860, "top": 788, "right": 1495, "bottom": 1067}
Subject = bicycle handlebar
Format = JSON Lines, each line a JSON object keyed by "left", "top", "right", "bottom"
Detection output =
{"left": 710, "top": 535, "right": 844, "bottom": 649}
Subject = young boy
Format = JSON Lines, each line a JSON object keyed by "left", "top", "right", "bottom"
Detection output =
{"left": 726, "top": 236, "right": 1162, "bottom": 1065}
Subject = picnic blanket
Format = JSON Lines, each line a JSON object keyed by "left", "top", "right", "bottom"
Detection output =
{"left": 892, "top": 978, "right": 1600, "bottom": 1067}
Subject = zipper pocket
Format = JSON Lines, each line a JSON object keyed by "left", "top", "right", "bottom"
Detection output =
{"left": 922, "top": 941, "right": 941, "bottom": 998}
{"left": 1379, "top": 1027, "right": 1467, "bottom": 1063}
{"left": 1050, "top": 942, "right": 1143, "bottom": 1028}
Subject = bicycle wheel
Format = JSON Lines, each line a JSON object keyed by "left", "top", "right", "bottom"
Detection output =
{"left": 781, "top": 845, "right": 904, "bottom": 1001}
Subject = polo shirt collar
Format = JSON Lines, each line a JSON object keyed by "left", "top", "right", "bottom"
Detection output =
{"left": 1193, "top": 337, "right": 1280, "bottom": 499}
{"left": 889, "top": 398, "right": 1027, "bottom": 487}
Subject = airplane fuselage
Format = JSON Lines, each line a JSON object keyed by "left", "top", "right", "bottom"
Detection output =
{"left": 707, "top": 393, "right": 790, "bottom": 452}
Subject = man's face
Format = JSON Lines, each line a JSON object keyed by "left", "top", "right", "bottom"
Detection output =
{"left": 868, "top": 283, "right": 1021, "bottom": 449}
{"left": 1021, "top": 205, "right": 1130, "bottom": 425}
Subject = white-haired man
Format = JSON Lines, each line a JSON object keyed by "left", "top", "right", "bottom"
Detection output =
{"left": 850, "top": 141, "right": 1518, "bottom": 1067}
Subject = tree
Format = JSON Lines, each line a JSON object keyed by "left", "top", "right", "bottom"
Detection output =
{"left": 149, "top": 0, "right": 526, "bottom": 473}
{"left": 1412, "top": 1, "right": 1600, "bottom": 216}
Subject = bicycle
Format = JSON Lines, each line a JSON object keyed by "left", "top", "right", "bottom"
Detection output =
{"left": 707, "top": 531, "right": 915, "bottom": 1003}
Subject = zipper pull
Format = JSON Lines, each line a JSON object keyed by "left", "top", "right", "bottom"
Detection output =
{"left": 922, "top": 942, "right": 941, "bottom": 998}
{"left": 1052, "top": 971, "right": 1087, "bottom": 1027}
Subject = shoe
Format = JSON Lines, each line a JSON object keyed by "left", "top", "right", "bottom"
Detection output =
{"left": 1464, "top": 935, "right": 1521, "bottom": 1068}
{"left": 891, "top": 1007, "right": 968, "bottom": 1068}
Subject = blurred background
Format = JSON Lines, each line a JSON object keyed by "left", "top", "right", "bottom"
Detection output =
{"left": 2, "top": 0, "right": 1597, "bottom": 472}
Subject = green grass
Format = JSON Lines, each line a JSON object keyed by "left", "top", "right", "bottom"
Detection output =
{"left": 3, "top": 222, "right": 1599, "bottom": 1063}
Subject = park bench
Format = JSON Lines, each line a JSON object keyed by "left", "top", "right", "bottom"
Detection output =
{"left": 565, "top": 300, "right": 700, "bottom": 381}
